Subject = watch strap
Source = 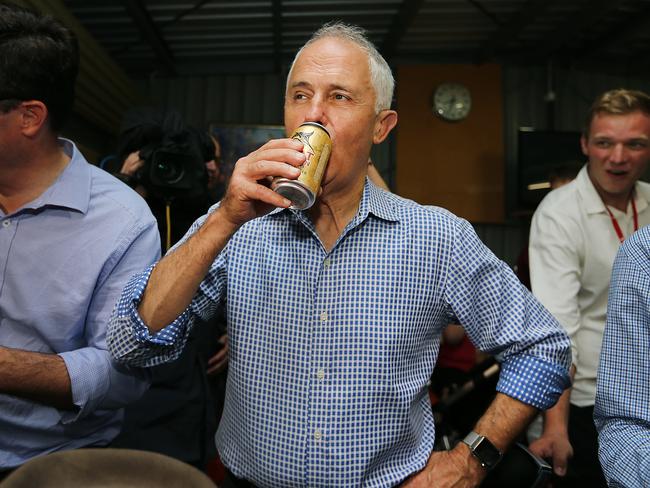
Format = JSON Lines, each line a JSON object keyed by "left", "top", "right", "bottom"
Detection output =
{"left": 462, "top": 431, "right": 503, "bottom": 470}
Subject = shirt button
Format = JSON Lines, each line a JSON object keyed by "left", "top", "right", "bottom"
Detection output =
{"left": 323, "top": 258, "right": 331, "bottom": 268}
{"left": 314, "top": 429, "right": 322, "bottom": 441}
{"left": 317, "top": 369, "right": 325, "bottom": 380}
{"left": 2, "top": 220, "right": 10, "bottom": 228}
{"left": 320, "top": 311, "right": 328, "bottom": 322}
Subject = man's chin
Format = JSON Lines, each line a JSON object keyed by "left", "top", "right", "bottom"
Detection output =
{"left": 602, "top": 183, "right": 635, "bottom": 198}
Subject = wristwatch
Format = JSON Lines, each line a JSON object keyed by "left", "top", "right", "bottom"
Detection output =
{"left": 462, "top": 431, "right": 503, "bottom": 470}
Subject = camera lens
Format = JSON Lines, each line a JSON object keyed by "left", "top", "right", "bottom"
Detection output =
{"left": 155, "top": 159, "right": 184, "bottom": 184}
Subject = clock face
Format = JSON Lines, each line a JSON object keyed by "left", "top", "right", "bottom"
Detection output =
{"left": 433, "top": 83, "right": 472, "bottom": 121}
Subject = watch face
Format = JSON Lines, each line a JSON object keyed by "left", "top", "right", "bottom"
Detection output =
{"left": 474, "top": 437, "right": 502, "bottom": 468}
{"left": 433, "top": 82, "right": 472, "bottom": 121}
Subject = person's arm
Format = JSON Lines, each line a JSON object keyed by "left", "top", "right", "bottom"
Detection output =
{"left": 403, "top": 393, "right": 538, "bottom": 487}
{"left": 58, "top": 216, "right": 160, "bottom": 421}
{"left": 595, "top": 235, "right": 650, "bottom": 487}
{"left": 117, "top": 151, "right": 147, "bottom": 197}
{"left": 138, "top": 138, "right": 304, "bottom": 331}
{"left": 0, "top": 347, "right": 72, "bottom": 409}
{"left": 527, "top": 366, "right": 574, "bottom": 475}
{"left": 108, "top": 138, "right": 305, "bottom": 365}
{"left": 207, "top": 333, "right": 229, "bottom": 376}
{"left": 405, "top": 215, "right": 572, "bottom": 486}
{"left": 0, "top": 214, "right": 161, "bottom": 416}
{"left": 527, "top": 204, "right": 582, "bottom": 473}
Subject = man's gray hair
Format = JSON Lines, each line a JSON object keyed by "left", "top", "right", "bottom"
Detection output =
{"left": 286, "top": 22, "right": 395, "bottom": 113}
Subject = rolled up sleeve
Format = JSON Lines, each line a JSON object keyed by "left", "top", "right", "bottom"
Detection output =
{"left": 59, "top": 347, "right": 149, "bottom": 423}
{"left": 107, "top": 265, "right": 193, "bottom": 368}
{"left": 60, "top": 218, "right": 160, "bottom": 421}
{"left": 108, "top": 207, "right": 227, "bottom": 368}
{"left": 446, "top": 218, "right": 572, "bottom": 410}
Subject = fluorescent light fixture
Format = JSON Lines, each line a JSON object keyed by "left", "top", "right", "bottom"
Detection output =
{"left": 527, "top": 181, "right": 551, "bottom": 191}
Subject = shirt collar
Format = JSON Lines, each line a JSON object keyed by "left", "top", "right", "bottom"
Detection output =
{"left": 358, "top": 177, "right": 400, "bottom": 223}
{"left": 577, "top": 163, "right": 650, "bottom": 215}
{"left": 24, "top": 138, "right": 91, "bottom": 214}
{"left": 270, "top": 177, "right": 401, "bottom": 224}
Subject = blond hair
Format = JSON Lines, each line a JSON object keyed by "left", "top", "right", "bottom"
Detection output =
{"left": 583, "top": 89, "right": 650, "bottom": 138}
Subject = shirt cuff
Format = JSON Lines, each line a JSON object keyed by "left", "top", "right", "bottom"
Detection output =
{"left": 123, "top": 264, "right": 191, "bottom": 347}
{"left": 129, "top": 300, "right": 191, "bottom": 347}
{"left": 108, "top": 264, "right": 193, "bottom": 368}
{"left": 58, "top": 347, "right": 111, "bottom": 423}
{"left": 496, "top": 355, "right": 571, "bottom": 410}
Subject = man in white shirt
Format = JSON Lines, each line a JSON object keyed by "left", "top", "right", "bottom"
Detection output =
{"left": 528, "top": 88, "right": 650, "bottom": 486}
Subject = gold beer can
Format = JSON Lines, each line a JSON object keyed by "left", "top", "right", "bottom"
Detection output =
{"left": 272, "top": 122, "right": 331, "bottom": 210}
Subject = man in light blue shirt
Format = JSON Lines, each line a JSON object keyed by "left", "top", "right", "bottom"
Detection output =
{"left": 595, "top": 225, "right": 650, "bottom": 487}
{"left": 0, "top": 3, "right": 160, "bottom": 472}
{"left": 109, "top": 22, "right": 571, "bottom": 487}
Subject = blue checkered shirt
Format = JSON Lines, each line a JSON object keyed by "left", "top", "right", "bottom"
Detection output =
{"left": 108, "top": 179, "right": 571, "bottom": 487}
{"left": 595, "top": 225, "right": 650, "bottom": 488}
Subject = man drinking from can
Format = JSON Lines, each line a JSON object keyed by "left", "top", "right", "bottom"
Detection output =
{"left": 108, "top": 22, "right": 571, "bottom": 488}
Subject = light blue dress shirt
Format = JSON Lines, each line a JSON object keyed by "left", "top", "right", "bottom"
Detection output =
{"left": 109, "top": 179, "right": 571, "bottom": 487}
{"left": 0, "top": 139, "right": 160, "bottom": 468}
{"left": 595, "top": 224, "right": 650, "bottom": 488}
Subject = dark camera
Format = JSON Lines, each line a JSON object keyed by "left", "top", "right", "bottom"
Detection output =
{"left": 149, "top": 149, "right": 196, "bottom": 189}
{"left": 113, "top": 109, "right": 214, "bottom": 201}
{"left": 138, "top": 132, "right": 208, "bottom": 200}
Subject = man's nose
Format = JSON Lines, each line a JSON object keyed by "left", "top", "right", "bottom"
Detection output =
{"left": 304, "top": 97, "right": 327, "bottom": 125}
{"left": 610, "top": 143, "right": 626, "bottom": 163}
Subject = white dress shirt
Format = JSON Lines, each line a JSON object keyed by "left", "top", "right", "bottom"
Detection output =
{"left": 530, "top": 165, "right": 650, "bottom": 406}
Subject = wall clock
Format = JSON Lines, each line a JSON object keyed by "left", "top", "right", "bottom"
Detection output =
{"left": 433, "top": 82, "right": 472, "bottom": 122}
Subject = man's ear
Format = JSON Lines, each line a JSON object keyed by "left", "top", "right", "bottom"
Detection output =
{"left": 19, "top": 100, "right": 49, "bottom": 137}
{"left": 580, "top": 134, "right": 589, "bottom": 157}
{"left": 373, "top": 110, "right": 398, "bottom": 144}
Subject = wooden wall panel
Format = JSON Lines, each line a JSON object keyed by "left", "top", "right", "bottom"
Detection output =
{"left": 396, "top": 64, "right": 504, "bottom": 223}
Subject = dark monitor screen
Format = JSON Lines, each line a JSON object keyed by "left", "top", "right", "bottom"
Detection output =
{"left": 517, "top": 129, "right": 585, "bottom": 211}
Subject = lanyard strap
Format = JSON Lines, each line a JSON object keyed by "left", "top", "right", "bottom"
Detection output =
{"left": 605, "top": 198, "right": 638, "bottom": 244}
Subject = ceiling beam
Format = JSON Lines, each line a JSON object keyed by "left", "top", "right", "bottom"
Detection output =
{"left": 160, "top": 0, "right": 212, "bottom": 29}
{"left": 122, "top": 0, "right": 176, "bottom": 76}
{"left": 475, "top": 0, "right": 552, "bottom": 64}
{"left": 272, "top": 0, "right": 283, "bottom": 74}
{"left": 380, "top": 0, "right": 427, "bottom": 60}
{"left": 466, "top": 0, "right": 503, "bottom": 27}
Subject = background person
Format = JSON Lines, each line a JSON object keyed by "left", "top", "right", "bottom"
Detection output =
{"left": 112, "top": 108, "right": 213, "bottom": 252}
{"left": 0, "top": 2, "right": 160, "bottom": 478}
{"left": 109, "top": 112, "right": 227, "bottom": 472}
{"left": 108, "top": 22, "right": 570, "bottom": 488}
{"left": 514, "top": 160, "right": 581, "bottom": 290}
{"left": 528, "top": 88, "right": 650, "bottom": 485}
{"left": 594, "top": 224, "right": 650, "bottom": 487}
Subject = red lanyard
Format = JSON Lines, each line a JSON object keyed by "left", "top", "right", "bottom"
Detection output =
{"left": 605, "top": 198, "right": 638, "bottom": 244}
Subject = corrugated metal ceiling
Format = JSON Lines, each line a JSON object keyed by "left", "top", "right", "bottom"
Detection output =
{"left": 62, "top": 0, "right": 650, "bottom": 78}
